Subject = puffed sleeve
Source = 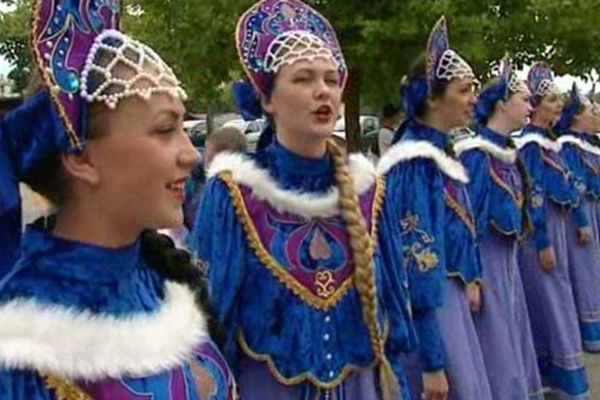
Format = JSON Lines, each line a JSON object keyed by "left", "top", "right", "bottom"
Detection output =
{"left": 376, "top": 189, "right": 416, "bottom": 379}
{"left": 0, "top": 119, "right": 22, "bottom": 275}
{"left": 560, "top": 144, "right": 590, "bottom": 230}
{"left": 519, "top": 143, "right": 550, "bottom": 250}
{"left": 383, "top": 159, "right": 446, "bottom": 372}
{"left": 191, "top": 176, "right": 248, "bottom": 368}
{"left": 460, "top": 149, "right": 492, "bottom": 238}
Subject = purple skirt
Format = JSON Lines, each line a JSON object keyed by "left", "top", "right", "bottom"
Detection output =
{"left": 403, "top": 278, "right": 493, "bottom": 400}
{"left": 473, "top": 233, "right": 544, "bottom": 400}
{"left": 565, "top": 199, "right": 600, "bottom": 352}
{"left": 237, "top": 356, "right": 406, "bottom": 400}
{"left": 518, "top": 203, "right": 590, "bottom": 399}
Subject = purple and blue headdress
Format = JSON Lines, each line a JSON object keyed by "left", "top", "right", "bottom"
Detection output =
{"left": 556, "top": 82, "right": 590, "bottom": 134}
{"left": 402, "top": 17, "right": 475, "bottom": 118}
{"left": 474, "top": 57, "right": 530, "bottom": 125}
{"left": 395, "top": 16, "right": 475, "bottom": 142}
{"left": 234, "top": 0, "right": 347, "bottom": 149}
{"left": 236, "top": 0, "right": 347, "bottom": 97}
{"left": 0, "top": 0, "right": 186, "bottom": 271}
{"left": 527, "top": 62, "right": 559, "bottom": 107}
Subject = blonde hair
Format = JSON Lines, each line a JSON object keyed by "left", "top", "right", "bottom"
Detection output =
{"left": 327, "top": 140, "right": 400, "bottom": 400}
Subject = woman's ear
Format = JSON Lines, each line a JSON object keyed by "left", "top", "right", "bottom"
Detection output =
{"left": 261, "top": 94, "right": 275, "bottom": 115}
{"left": 426, "top": 95, "right": 439, "bottom": 113}
{"left": 61, "top": 150, "right": 100, "bottom": 187}
{"left": 494, "top": 99, "right": 507, "bottom": 115}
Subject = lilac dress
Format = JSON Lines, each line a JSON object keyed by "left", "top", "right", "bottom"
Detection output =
{"left": 379, "top": 121, "right": 493, "bottom": 400}
{"left": 514, "top": 126, "right": 590, "bottom": 399}
{"left": 457, "top": 128, "right": 544, "bottom": 400}
{"left": 559, "top": 132, "right": 600, "bottom": 353}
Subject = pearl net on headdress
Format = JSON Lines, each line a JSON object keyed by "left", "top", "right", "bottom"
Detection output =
{"left": 436, "top": 49, "right": 475, "bottom": 81}
{"left": 534, "top": 79, "right": 559, "bottom": 98}
{"left": 508, "top": 74, "right": 530, "bottom": 95}
{"left": 264, "top": 30, "right": 342, "bottom": 74}
{"left": 81, "top": 30, "right": 187, "bottom": 109}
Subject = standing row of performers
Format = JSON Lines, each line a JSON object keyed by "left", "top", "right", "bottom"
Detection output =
{"left": 1, "top": 0, "right": 599, "bottom": 399}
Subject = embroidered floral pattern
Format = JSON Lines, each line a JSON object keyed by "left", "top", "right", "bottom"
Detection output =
{"left": 531, "top": 185, "right": 544, "bottom": 208}
{"left": 400, "top": 212, "right": 439, "bottom": 272}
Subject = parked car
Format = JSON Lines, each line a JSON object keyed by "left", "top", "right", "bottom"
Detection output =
{"left": 333, "top": 115, "right": 380, "bottom": 151}
{"left": 222, "top": 118, "right": 266, "bottom": 153}
{"left": 451, "top": 127, "right": 475, "bottom": 141}
{"left": 183, "top": 119, "right": 207, "bottom": 147}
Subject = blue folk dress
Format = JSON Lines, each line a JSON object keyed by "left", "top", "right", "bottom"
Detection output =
{"left": 558, "top": 131, "right": 600, "bottom": 353}
{"left": 0, "top": 221, "right": 236, "bottom": 400}
{"left": 192, "top": 141, "right": 414, "bottom": 400}
{"left": 514, "top": 124, "right": 590, "bottom": 399}
{"left": 377, "top": 121, "right": 492, "bottom": 400}
{"left": 456, "top": 127, "right": 543, "bottom": 399}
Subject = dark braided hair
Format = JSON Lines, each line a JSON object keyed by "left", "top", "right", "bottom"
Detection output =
{"left": 140, "top": 230, "right": 224, "bottom": 346}
{"left": 28, "top": 220, "right": 224, "bottom": 347}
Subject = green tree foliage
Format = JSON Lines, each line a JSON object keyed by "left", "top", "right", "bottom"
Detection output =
{"left": 2, "top": 0, "right": 600, "bottom": 143}
{"left": 123, "top": 0, "right": 256, "bottom": 130}
{"left": 310, "top": 0, "right": 600, "bottom": 149}
{"left": 0, "top": 0, "right": 31, "bottom": 92}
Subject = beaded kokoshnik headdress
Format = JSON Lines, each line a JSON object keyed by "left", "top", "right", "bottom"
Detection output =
{"left": 0, "top": 0, "right": 188, "bottom": 265}
{"left": 235, "top": 0, "right": 347, "bottom": 97}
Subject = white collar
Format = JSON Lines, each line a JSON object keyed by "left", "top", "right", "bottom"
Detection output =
{"left": 453, "top": 136, "right": 517, "bottom": 163}
{"left": 513, "top": 133, "right": 562, "bottom": 152}
{"left": 557, "top": 135, "right": 600, "bottom": 157}
{"left": 0, "top": 282, "right": 207, "bottom": 381}
{"left": 208, "top": 152, "right": 376, "bottom": 220}
{"left": 377, "top": 139, "right": 469, "bottom": 183}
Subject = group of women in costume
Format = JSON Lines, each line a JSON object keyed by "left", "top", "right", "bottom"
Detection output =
{"left": 0, "top": 0, "right": 599, "bottom": 399}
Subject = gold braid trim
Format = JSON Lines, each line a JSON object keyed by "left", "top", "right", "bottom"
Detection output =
{"left": 236, "top": 317, "right": 391, "bottom": 389}
{"left": 489, "top": 166, "right": 524, "bottom": 208}
{"left": 219, "top": 171, "right": 385, "bottom": 312}
{"left": 541, "top": 152, "right": 569, "bottom": 180}
{"left": 444, "top": 188, "right": 476, "bottom": 236}
{"left": 42, "top": 374, "right": 93, "bottom": 400}
{"left": 30, "top": 1, "right": 82, "bottom": 149}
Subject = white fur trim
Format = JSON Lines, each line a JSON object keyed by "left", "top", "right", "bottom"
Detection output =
{"left": 513, "top": 133, "right": 562, "bottom": 152}
{"left": 377, "top": 140, "right": 469, "bottom": 183}
{"left": 453, "top": 136, "right": 517, "bottom": 163}
{"left": 208, "top": 152, "right": 376, "bottom": 219}
{"left": 0, "top": 282, "right": 207, "bottom": 380}
{"left": 557, "top": 135, "right": 600, "bottom": 157}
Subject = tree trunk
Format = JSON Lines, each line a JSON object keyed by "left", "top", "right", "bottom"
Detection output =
{"left": 206, "top": 100, "right": 214, "bottom": 135}
{"left": 343, "top": 65, "right": 361, "bottom": 153}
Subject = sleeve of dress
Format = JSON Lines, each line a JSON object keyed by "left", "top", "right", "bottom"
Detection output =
{"left": 190, "top": 177, "right": 247, "bottom": 367}
{"left": 0, "top": 370, "right": 55, "bottom": 400}
{"left": 519, "top": 143, "right": 550, "bottom": 251}
{"left": 384, "top": 160, "right": 446, "bottom": 373}
{"left": 460, "top": 150, "right": 491, "bottom": 238}
{"left": 560, "top": 145, "right": 590, "bottom": 229}
{"left": 0, "top": 120, "right": 22, "bottom": 273}
{"left": 376, "top": 191, "right": 415, "bottom": 379}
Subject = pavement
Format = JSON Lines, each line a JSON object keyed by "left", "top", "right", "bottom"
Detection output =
{"left": 545, "top": 353, "right": 600, "bottom": 399}
{"left": 585, "top": 353, "right": 600, "bottom": 399}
